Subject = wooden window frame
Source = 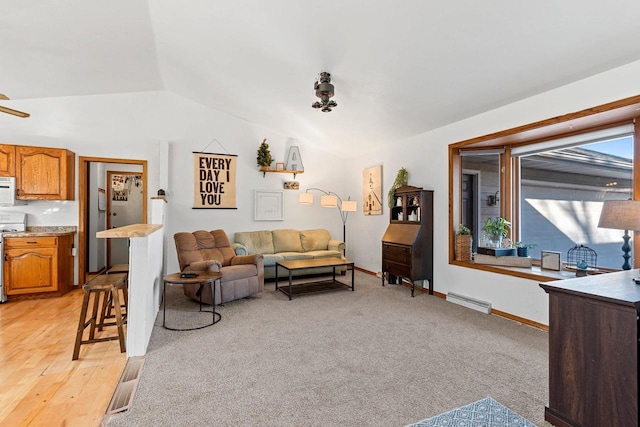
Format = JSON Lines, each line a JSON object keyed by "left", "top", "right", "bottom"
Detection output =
{"left": 449, "top": 95, "right": 640, "bottom": 282}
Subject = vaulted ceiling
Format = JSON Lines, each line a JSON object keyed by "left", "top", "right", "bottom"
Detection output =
{"left": 2, "top": 0, "right": 640, "bottom": 155}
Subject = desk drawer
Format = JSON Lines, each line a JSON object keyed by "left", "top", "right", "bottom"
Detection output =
{"left": 383, "top": 260, "right": 411, "bottom": 278}
{"left": 383, "top": 244, "right": 411, "bottom": 264}
{"left": 383, "top": 243, "right": 411, "bottom": 254}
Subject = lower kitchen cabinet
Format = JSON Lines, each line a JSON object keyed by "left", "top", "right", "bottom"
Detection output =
{"left": 3, "top": 235, "right": 74, "bottom": 298}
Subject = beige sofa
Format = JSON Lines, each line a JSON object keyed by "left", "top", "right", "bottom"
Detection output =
{"left": 174, "top": 229, "right": 264, "bottom": 305}
{"left": 232, "top": 229, "right": 345, "bottom": 279}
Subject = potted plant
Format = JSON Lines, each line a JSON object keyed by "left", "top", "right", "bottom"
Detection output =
{"left": 387, "top": 167, "right": 408, "bottom": 208}
{"left": 515, "top": 241, "right": 536, "bottom": 257}
{"left": 256, "top": 138, "right": 273, "bottom": 171}
{"left": 455, "top": 224, "right": 472, "bottom": 261}
{"left": 482, "top": 217, "right": 511, "bottom": 248}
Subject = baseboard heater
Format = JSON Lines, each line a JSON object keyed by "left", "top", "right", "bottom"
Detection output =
{"left": 446, "top": 292, "right": 491, "bottom": 314}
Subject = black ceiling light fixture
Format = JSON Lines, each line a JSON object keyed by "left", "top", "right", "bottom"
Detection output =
{"left": 312, "top": 71, "right": 337, "bottom": 112}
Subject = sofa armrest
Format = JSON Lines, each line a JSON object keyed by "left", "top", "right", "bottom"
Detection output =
{"left": 185, "top": 260, "right": 222, "bottom": 273}
{"left": 232, "top": 242, "right": 248, "bottom": 255}
{"left": 328, "top": 239, "right": 345, "bottom": 253}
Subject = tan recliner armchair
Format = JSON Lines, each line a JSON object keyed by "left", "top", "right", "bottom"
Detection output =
{"left": 174, "top": 229, "right": 264, "bottom": 305}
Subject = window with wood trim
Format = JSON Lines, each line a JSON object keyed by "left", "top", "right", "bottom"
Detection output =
{"left": 449, "top": 95, "right": 640, "bottom": 278}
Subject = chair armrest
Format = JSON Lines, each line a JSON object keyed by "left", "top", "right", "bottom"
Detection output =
{"left": 185, "top": 260, "right": 222, "bottom": 273}
{"left": 328, "top": 239, "right": 345, "bottom": 252}
{"left": 232, "top": 242, "right": 248, "bottom": 255}
{"left": 231, "top": 254, "right": 263, "bottom": 266}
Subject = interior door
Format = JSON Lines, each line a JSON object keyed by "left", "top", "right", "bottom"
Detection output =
{"left": 106, "top": 171, "right": 144, "bottom": 267}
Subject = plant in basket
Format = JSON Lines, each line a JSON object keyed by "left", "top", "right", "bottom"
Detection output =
{"left": 455, "top": 224, "right": 473, "bottom": 261}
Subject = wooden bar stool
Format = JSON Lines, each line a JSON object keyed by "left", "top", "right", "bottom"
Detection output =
{"left": 99, "top": 265, "right": 130, "bottom": 330}
{"left": 72, "top": 273, "right": 127, "bottom": 360}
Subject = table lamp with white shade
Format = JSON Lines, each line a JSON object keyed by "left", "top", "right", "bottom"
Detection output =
{"left": 598, "top": 199, "right": 640, "bottom": 276}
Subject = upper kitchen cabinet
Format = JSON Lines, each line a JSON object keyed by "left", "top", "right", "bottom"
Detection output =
{"left": 15, "top": 146, "right": 75, "bottom": 200}
{"left": 0, "top": 144, "right": 16, "bottom": 176}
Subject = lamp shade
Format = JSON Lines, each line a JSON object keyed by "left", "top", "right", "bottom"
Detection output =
{"left": 341, "top": 200, "right": 357, "bottom": 212}
{"left": 299, "top": 192, "right": 314, "bottom": 205}
{"left": 598, "top": 200, "right": 640, "bottom": 231}
{"left": 320, "top": 195, "right": 338, "bottom": 208}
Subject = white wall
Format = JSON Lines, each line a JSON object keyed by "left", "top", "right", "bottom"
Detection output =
{"left": 0, "top": 90, "right": 348, "bottom": 282}
{"left": 3, "top": 59, "right": 640, "bottom": 325}
{"left": 347, "top": 59, "right": 640, "bottom": 326}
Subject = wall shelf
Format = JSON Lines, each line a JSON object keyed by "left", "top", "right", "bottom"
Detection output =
{"left": 260, "top": 168, "right": 304, "bottom": 178}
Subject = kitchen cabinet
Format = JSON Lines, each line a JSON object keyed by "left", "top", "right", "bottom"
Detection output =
{"left": 15, "top": 146, "right": 75, "bottom": 200}
{"left": 381, "top": 185, "right": 434, "bottom": 296}
{"left": 0, "top": 144, "right": 16, "bottom": 176}
{"left": 3, "top": 235, "right": 74, "bottom": 298}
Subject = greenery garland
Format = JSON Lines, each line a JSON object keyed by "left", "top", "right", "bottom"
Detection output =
{"left": 388, "top": 167, "right": 408, "bottom": 208}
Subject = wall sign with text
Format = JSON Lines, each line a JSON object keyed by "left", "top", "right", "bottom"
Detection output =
{"left": 193, "top": 152, "right": 237, "bottom": 209}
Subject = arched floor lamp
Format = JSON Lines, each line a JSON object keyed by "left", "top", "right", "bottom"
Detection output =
{"left": 299, "top": 188, "right": 357, "bottom": 255}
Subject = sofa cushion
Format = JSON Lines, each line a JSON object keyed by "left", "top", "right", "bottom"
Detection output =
{"left": 262, "top": 253, "right": 284, "bottom": 267}
{"left": 300, "top": 229, "right": 331, "bottom": 252}
{"left": 272, "top": 229, "right": 302, "bottom": 253}
{"left": 279, "top": 252, "right": 313, "bottom": 261}
{"left": 304, "top": 250, "right": 343, "bottom": 259}
{"left": 234, "top": 231, "right": 275, "bottom": 254}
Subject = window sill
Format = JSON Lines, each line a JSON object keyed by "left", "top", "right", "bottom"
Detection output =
{"left": 450, "top": 259, "right": 612, "bottom": 282}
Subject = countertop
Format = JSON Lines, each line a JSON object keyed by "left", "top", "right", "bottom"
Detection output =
{"left": 2, "top": 226, "right": 77, "bottom": 237}
{"left": 96, "top": 224, "right": 162, "bottom": 238}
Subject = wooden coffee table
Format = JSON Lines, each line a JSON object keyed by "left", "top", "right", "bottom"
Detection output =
{"left": 275, "top": 258, "right": 355, "bottom": 300}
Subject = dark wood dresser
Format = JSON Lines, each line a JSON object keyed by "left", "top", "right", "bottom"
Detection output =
{"left": 539, "top": 270, "right": 640, "bottom": 427}
{"left": 381, "top": 185, "right": 433, "bottom": 296}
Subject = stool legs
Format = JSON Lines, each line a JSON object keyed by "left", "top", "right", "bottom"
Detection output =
{"left": 111, "top": 287, "right": 126, "bottom": 353}
{"left": 98, "top": 278, "right": 128, "bottom": 331}
{"left": 73, "top": 288, "right": 92, "bottom": 360}
{"left": 73, "top": 282, "right": 127, "bottom": 360}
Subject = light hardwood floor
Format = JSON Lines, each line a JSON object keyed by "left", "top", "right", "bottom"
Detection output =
{"left": 0, "top": 289, "right": 127, "bottom": 426}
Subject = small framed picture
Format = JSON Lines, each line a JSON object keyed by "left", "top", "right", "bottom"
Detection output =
{"left": 275, "top": 162, "right": 285, "bottom": 170}
{"left": 541, "top": 251, "right": 562, "bottom": 271}
{"left": 254, "top": 190, "right": 284, "bottom": 221}
{"left": 283, "top": 181, "right": 299, "bottom": 190}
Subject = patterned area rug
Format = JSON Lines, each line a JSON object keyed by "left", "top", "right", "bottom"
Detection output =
{"left": 407, "top": 397, "right": 537, "bottom": 427}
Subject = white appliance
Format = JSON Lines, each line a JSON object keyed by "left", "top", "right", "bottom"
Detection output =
{"left": 0, "top": 177, "right": 26, "bottom": 206}
{"left": 0, "top": 212, "right": 27, "bottom": 302}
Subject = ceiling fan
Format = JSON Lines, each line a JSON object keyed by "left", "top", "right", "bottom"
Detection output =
{"left": 0, "top": 93, "right": 30, "bottom": 118}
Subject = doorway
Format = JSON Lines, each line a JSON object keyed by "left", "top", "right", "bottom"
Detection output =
{"left": 462, "top": 171, "right": 479, "bottom": 252}
{"left": 78, "top": 157, "right": 147, "bottom": 287}
{"left": 106, "top": 171, "right": 144, "bottom": 267}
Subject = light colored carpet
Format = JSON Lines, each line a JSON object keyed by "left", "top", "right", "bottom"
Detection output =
{"left": 108, "top": 271, "right": 551, "bottom": 426}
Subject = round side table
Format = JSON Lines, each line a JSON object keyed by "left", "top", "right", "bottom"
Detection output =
{"left": 162, "top": 272, "right": 222, "bottom": 331}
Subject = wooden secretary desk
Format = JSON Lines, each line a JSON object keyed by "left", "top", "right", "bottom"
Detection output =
{"left": 540, "top": 270, "right": 640, "bottom": 427}
{"left": 381, "top": 185, "right": 433, "bottom": 296}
